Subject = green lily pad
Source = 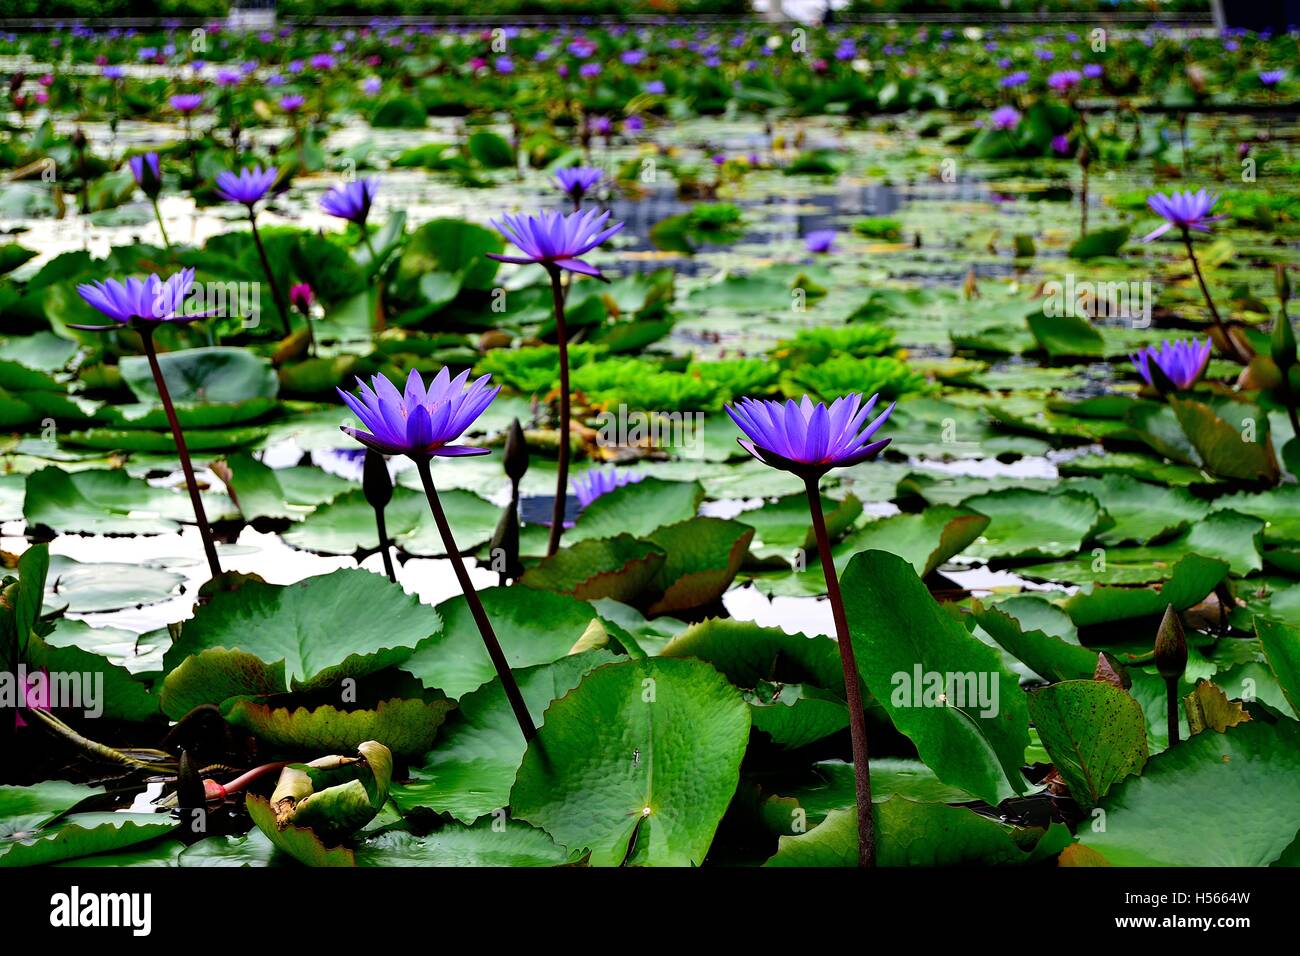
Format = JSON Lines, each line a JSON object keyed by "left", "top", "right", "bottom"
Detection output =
{"left": 1078, "top": 720, "right": 1300, "bottom": 866}
{"left": 960, "top": 488, "right": 1105, "bottom": 561}
{"left": 355, "top": 820, "right": 565, "bottom": 867}
{"left": 163, "top": 569, "right": 440, "bottom": 693}
{"left": 645, "top": 517, "right": 754, "bottom": 614}
{"left": 1027, "top": 680, "right": 1149, "bottom": 809}
{"left": 569, "top": 478, "right": 703, "bottom": 543}
{"left": 764, "top": 799, "right": 1070, "bottom": 867}
{"left": 391, "top": 650, "right": 617, "bottom": 823}
{"left": 0, "top": 812, "right": 176, "bottom": 868}
{"left": 120, "top": 346, "right": 279, "bottom": 403}
{"left": 222, "top": 697, "right": 455, "bottom": 757}
{"left": 511, "top": 657, "right": 750, "bottom": 866}
{"left": 520, "top": 534, "right": 666, "bottom": 603}
{"left": 973, "top": 600, "right": 1098, "bottom": 682}
{"left": 841, "top": 550, "right": 1030, "bottom": 806}
{"left": 402, "top": 586, "right": 601, "bottom": 699}
{"left": 740, "top": 492, "right": 862, "bottom": 562}
{"left": 1254, "top": 616, "right": 1300, "bottom": 716}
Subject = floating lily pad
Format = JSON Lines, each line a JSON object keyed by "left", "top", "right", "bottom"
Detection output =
{"left": 511, "top": 657, "right": 750, "bottom": 866}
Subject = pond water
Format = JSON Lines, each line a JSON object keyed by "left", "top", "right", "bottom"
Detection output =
{"left": 2, "top": 107, "right": 1293, "bottom": 642}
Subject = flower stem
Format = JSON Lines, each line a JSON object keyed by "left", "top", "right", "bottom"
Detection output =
{"left": 1182, "top": 226, "right": 1248, "bottom": 363}
{"left": 373, "top": 504, "right": 396, "bottom": 583}
{"left": 804, "top": 476, "right": 874, "bottom": 867}
{"left": 1164, "top": 676, "right": 1180, "bottom": 746}
{"left": 248, "top": 209, "right": 292, "bottom": 338}
{"left": 150, "top": 196, "right": 172, "bottom": 251}
{"left": 415, "top": 456, "right": 536, "bottom": 742}
{"left": 545, "top": 265, "right": 572, "bottom": 557}
{"left": 140, "top": 326, "right": 223, "bottom": 580}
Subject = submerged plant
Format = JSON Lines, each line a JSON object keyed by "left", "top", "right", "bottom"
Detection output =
{"left": 489, "top": 208, "right": 624, "bottom": 556}
{"left": 74, "top": 268, "right": 223, "bottom": 579}
{"left": 726, "top": 392, "right": 896, "bottom": 866}
{"left": 338, "top": 368, "right": 536, "bottom": 742}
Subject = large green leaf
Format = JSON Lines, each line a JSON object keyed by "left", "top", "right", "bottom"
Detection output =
{"left": 973, "top": 600, "right": 1098, "bottom": 682}
{"left": 163, "top": 569, "right": 440, "bottom": 694}
{"left": 841, "top": 550, "right": 1030, "bottom": 805}
{"left": 755, "top": 506, "right": 989, "bottom": 597}
{"left": 520, "top": 534, "right": 665, "bottom": 603}
{"left": 1170, "top": 395, "right": 1280, "bottom": 484}
{"left": 645, "top": 517, "right": 754, "bottom": 614}
{"left": 402, "top": 586, "right": 599, "bottom": 699}
{"left": 658, "top": 617, "right": 843, "bottom": 690}
{"left": 120, "top": 346, "right": 279, "bottom": 403}
{"left": 1254, "top": 617, "right": 1300, "bottom": 716}
{"left": 1026, "top": 680, "right": 1149, "bottom": 809}
{"left": 960, "top": 488, "right": 1105, "bottom": 560}
{"left": 222, "top": 698, "right": 454, "bottom": 757}
{"left": 0, "top": 812, "right": 175, "bottom": 868}
{"left": 355, "top": 821, "right": 564, "bottom": 867}
{"left": 511, "top": 657, "right": 750, "bottom": 866}
{"left": 1079, "top": 720, "right": 1300, "bottom": 866}
{"left": 391, "top": 650, "right": 617, "bottom": 823}
{"left": 764, "top": 799, "right": 1070, "bottom": 867}
{"left": 569, "top": 478, "right": 703, "bottom": 543}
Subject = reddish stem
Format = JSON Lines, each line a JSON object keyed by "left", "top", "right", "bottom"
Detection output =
{"left": 805, "top": 476, "right": 875, "bottom": 867}
{"left": 140, "top": 326, "right": 222, "bottom": 580}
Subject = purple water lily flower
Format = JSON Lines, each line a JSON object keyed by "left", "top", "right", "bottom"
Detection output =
{"left": 573, "top": 467, "right": 645, "bottom": 508}
{"left": 103, "top": 65, "right": 125, "bottom": 80}
{"left": 488, "top": 208, "right": 624, "bottom": 279}
{"left": 215, "top": 165, "right": 278, "bottom": 206}
{"left": 1130, "top": 338, "right": 1212, "bottom": 391}
{"left": 805, "top": 229, "right": 836, "bottom": 254}
{"left": 74, "top": 267, "right": 207, "bottom": 329}
{"left": 279, "top": 93, "right": 305, "bottom": 113}
{"left": 320, "top": 178, "right": 378, "bottom": 226}
{"left": 726, "top": 393, "right": 895, "bottom": 478}
{"left": 1083, "top": 63, "right": 1103, "bottom": 79}
{"left": 1260, "top": 70, "right": 1286, "bottom": 87}
{"left": 1143, "top": 189, "right": 1226, "bottom": 242}
{"left": 128, "top": 151, "right": 162, "bottom": 197}
{"left": 1048, "top": 69, "right": 1082, "bottom": 91}
{"left": 1000, "top": 70, "right": 1029, "bottom": 89}
{"left": 169, "top": 93, "right": 203, "bottom": 113}
{"left": 362, "top": 76, "right": 382, "bottom": 95}
{"left": 991, "top": 106, "right": 1021, "bottom": 131}
{"left": 555, "top": 166, "right": 602, "bottom": 203}
{"left": 1051, "top": 134, "right": 1071, "bottom": 156}
{"left": 337, "top": 368, "right": 500, "bottom": 458}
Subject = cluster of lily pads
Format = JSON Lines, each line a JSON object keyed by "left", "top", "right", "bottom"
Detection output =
{"left": 2, "top": 16, "right": 1300, "bottom": 869}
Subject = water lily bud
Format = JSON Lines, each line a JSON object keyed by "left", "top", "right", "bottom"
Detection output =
{"left": 71, "top": 127, "right": 87, "bottom": 150}
{"left": 1077, "top": 141, "right": 1091, "bottom": 169}
{"left": 1277, "top": 264, "right": 1292, "bottom": 306}
{"left": 362, "top": 448, "right": 393, "bottom": 510}
{"left": 268, "top": 740, "right": 392, "bottom": 840}
{"left": 1272, "top": 311, "right": 1297, "bottom": 372}
{"left": 504, "top": 417, "right": 529, "bottom": 483}
{"left": 1154, "top": 605, "right": 1188, "bottom": 681}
